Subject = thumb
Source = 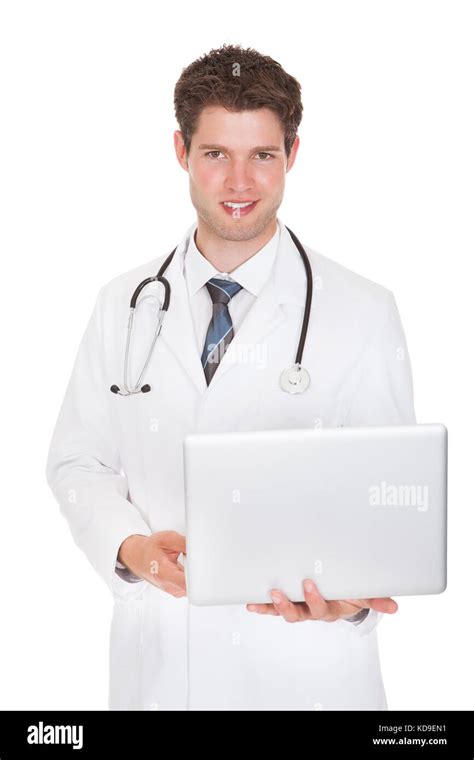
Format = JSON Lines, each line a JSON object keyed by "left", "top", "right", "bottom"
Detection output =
{"left": 346, "top": 597, "right": 398, "bottom": 614}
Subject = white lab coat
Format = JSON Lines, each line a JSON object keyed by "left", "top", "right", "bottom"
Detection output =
{"left": 45, "top": 218, "right": 416, "bottom": 710}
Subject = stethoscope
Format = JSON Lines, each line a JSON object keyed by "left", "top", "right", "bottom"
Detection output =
{"left": 110, "top": 225, "right": 312, "bottom": 397}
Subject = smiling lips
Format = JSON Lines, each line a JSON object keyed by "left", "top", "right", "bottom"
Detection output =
{"left": 221, "top": 200, "right": 259, "bottom": 217}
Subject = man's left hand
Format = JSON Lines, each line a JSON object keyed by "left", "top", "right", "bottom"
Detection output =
{"left": 246, "top": 579, "right": 398, "bottom": 622}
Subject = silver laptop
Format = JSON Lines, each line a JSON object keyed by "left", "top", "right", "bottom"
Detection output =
{"left": 183, "top": 424, "right": 447, "bottom": 606}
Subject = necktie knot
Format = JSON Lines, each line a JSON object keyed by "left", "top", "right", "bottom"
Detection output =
{"left": 205, "top": 277, "right": 243, "bottom": 305}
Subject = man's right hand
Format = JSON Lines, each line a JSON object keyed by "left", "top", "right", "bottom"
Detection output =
{"left": 117, "top": 531, "right": 187, "bottom": 598}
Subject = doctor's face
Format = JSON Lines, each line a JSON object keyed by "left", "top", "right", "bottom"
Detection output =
{"left": 174, "top": 106, "right": 299, "bottom": 242}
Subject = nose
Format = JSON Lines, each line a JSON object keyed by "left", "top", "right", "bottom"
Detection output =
{"left": 224, "top": 159, "right": 254, "bottom": 195}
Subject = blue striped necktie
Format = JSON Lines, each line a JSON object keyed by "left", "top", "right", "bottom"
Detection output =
{"left": 201, "top": 277, "right": 243, "bottom": 385}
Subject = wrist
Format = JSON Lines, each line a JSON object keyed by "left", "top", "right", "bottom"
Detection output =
{"left": 117, "top": 534, "right": 148, "bottom": 574}
{"left": 344, "top": 608, "right": 369, "bottom": 624}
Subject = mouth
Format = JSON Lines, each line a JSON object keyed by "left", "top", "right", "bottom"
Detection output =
{"left": 220, "top": 200, "right": 259, "bottom": 217}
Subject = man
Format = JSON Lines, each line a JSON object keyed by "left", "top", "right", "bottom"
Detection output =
{"left": 45, "top": 44, "right": 416, "bottom": 710}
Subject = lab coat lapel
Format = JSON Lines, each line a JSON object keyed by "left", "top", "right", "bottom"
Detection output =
{"left": 158, "top": 223, "right": 208, "bottom": 396}
{"left": 206, "top": 277, "right": 285, "bottom": 387}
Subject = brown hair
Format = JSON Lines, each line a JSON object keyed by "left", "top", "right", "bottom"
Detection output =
{"left": 174, "top": 44, "right": 303, "bottom": 158}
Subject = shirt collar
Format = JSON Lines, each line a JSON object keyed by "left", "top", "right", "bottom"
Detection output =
{"left": 184, "top": 219, "right": 282, "bottom": 297}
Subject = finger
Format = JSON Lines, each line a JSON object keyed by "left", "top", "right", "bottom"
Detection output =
{"left": 147, "top": 571, "right": 186, "bottom": 596}
{"left": 157, "top": 556, "right": 187, "bottom": 591}
{"left": 246, "top": 603, "right": 280, "bottom": 615}
{"left": 157, "top": 530, "right": 187, "bottom": 555}
{"left": 345, "top": 596, "right": 398, "bottom": 614}
{"left": 270, "top": 589, "right": 301, "bottom": 622}
{"left": 162, "top": 581, "right": 187, "bottom": 598}
{"left": 302, "top": 580, "right": 334, "bottom": 621}
{"left": 155, "top": 582, "right": 187, "bottom": 598}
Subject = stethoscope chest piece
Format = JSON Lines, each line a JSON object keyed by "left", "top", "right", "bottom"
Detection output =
{"left": 280, "top": 364, "right": 311, "bottom": 394}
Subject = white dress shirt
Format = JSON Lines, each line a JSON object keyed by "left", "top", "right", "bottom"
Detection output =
{"left": 184, "top": 222, "right": 281, "bottom": 357}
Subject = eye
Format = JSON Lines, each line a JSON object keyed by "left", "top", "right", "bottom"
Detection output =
{"left": 255, "top": 152, "right": 274, "bottom": 160}
{"left": 205, "top": 151, "right": 224, "bottom": 159}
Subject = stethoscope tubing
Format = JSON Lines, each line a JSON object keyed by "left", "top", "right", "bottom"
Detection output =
{"left": 112, "top": 225, "right": 312, "bottom": 395}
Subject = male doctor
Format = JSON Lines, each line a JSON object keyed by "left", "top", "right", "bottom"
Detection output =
{"left": 45, "top": 44, "right": 416, "bottom": 710}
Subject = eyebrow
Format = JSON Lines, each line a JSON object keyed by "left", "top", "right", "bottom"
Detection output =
{"left": 197, "top": 144, "right": 283, "bottom": 153}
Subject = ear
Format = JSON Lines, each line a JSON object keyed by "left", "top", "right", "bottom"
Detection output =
{"left": 286, "top": 134, "right": 300, "bottom": 172}
{"left": 174, "top": 130, "right": 189, "bottom": 171}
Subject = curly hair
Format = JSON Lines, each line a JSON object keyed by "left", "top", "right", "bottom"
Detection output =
{"left": 174, "top": 43, "right": 303, "bottom": 158}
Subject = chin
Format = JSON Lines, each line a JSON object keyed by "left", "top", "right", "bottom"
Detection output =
{"left": 199, "top": 205, "right": 277, "bottom": 242}
{"left": 217, "top": 223, "right": 265, "bottom": 242}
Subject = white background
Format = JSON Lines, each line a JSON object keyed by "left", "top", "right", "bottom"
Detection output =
{"left": 1, "top": 0, "right": 472, "bottom": 709}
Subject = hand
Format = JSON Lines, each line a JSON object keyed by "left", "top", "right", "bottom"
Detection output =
{"left": 246, "top": 579, "right": 398, "bottom": 622}
{"left": 117, "top": 530, "right": 187, "bottom": 598}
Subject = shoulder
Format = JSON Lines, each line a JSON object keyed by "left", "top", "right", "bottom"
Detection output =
{"left": 96, "top": 251, "right": 172, "bottom": 308}
{"left": 303, "top": 242, "right": 396, "bottom": 320}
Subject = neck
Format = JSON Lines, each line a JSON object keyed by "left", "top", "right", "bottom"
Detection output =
{"left": 194, "top": 216, "right": 278, "bottom": 273}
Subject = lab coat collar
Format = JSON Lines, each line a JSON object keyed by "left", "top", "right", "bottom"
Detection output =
{"left": 185, "top": 222, "right": 281, "bottom": 298}
{"left": 158, "top": 216, "right": 316, "bottom": 395}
